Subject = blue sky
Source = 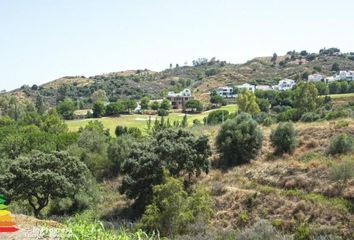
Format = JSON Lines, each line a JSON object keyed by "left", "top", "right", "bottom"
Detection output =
{"left": 1, "top": 0, "right": 354, "bottom": 91}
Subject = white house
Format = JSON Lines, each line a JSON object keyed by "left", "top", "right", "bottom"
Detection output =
{"left": 256, "top": 85, "right": 273, "bottom": 91}
{"left": 325, "top": 75, "right": 341, "bottom": 83}
{"left": 217, "top": 86, "right": 234, "bottom": 98}
{"left": 339, "top": 71, "right": 354, "bottom": 81}
{"left": 308, "top": 74, "right": 323, "bottom": 82}
{"left": 235, "top": 83, "right": 255, "bottom": 93}
{"left": 277, "top": 79, "right": 296, "bottom": 91}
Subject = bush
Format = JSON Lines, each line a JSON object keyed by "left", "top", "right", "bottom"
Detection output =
{"left": 236, "top": 219, "right": 287, "bottom": 240}
{"left": 252, "top": 112, "right": 269, "bottom": 124}
{"left": 216, "top": 113, "right": 263, "bottom": 167}
{"left": 262, "top": 117, "right": 274, "bottom": 126}
{"left": 115, "top": 125, "right": 142, "bottom": 138}
{"left": 140, "top": 175, "right": 213, "bottom": 237}
{"left": 327, "top": 133, "right": 353, "bottom": 155}
{"left": 334, "top": 120, "right": 349, "bottom": 129}
{"left": 204, "top": 110, "right": 229, "bottom": 125}
{"left": 330, "top": 159, "right": 354, "bottom": 184}
{"left": 270, "top": 122, "right": 297, "bottom": 155}
{"left": 277, "top": 108, "right": 302, "bottom": 122}
{"left": 300, "top": 112, "right": 321, "bottom": 122}
{"left": 157, "top": 108, "right": 169, "bottom": 116}
{"left": 324, "top": 110, "right": 349, "bottom": 120}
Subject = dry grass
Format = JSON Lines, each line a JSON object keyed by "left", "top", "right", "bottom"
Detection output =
{"left": 200, "top": 118, "right": 354, "bottom": 237}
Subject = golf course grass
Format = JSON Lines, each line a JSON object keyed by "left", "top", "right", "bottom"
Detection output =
{"left": 66, "top": 104, "right": 237, "bottom": 136}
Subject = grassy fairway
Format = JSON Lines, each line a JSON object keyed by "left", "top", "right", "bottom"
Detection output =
{"left": 66, "top": 104, "right": 237, "bottom": 135}
{"left": 327, "top": 92, "right": 354, "bottom": 99}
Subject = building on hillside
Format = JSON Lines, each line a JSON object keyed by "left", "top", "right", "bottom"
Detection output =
{"left": 167, "top": 89, "right": 193, "bottom": 109}
{"left": 324, "top": 75, "right": 341, "bottom": 83}
{"left": 339, "top": 71, "right": 354, "bottom": 81}
{"left": 235, "top": 83, "right": 255, "bottom": 93}
{"left": 276, "top": 79, "right": 296, "bottom": 91}
{"left": 256, "top": 85, "right": 273, "bottom": 91}
{"left": 217, "top": 86, "right": 234, "bottom": 98}
{"left": 308, "top": 73, "right": 323, "bottom": 82}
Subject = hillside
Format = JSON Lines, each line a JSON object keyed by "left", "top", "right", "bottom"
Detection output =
{"left": 6, "top": 49, "right": 354, "bottom": 107}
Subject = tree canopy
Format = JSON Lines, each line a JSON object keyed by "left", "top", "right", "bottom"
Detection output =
{"left": 0, "top": 151, "right": 91, "bottom": 217}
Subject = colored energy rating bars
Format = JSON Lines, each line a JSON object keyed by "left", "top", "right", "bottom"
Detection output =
{"left": 0, "top": 194, "right": 19, "bottom": 233}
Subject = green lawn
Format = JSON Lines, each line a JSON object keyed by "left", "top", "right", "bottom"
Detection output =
{"left": 66, "top": 104, "right": 237, "bottom": 135}
{"left": 327, "top": 92, "right": 354, "bottom": 99}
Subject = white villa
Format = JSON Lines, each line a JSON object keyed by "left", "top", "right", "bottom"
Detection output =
{"left": 275, "top": 79, "right": 296, "bottom": 91}
{"left": 339, "top": 71, "right": 354, "bottom": 81}
{"left": 308, "top": 74, "right": 324, "bottom": 82}
{"left": 217, "top": 86, "right": 234, "bottom": 98}
{"left": 235, "top": 83, "right": 255, "bottom": 92}
{"left": 324, "top": 70, "right": 354, "bottom": 83}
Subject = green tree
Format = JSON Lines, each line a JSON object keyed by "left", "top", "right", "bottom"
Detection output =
{"left": 331, "top": 63, "right": 340, "bottom": 72}
{"left": 216, "top": 113, "right": 263, "bottom": 167}
{"left": 181, "top": 114, "right": 188, "bottom": 128}
{"left": 160, "top": 99, "right": 171, "bottom": 111}
{"left": 292, "top": 82, "right": 318, "bottom": 112}
{"left": 204, "top": 110, "right": 229, "bottom": 125}
{"left": 105, "top": 102, "right": 124, "bottom": 116}
{"left": 210, "top": 94, "right": 226, "bottom": 106}
{"left": 154, "top": 129, "right": 211, "bottom": 178}
{"left": 185, "top": 99, "right": 203, "bottom": 112}
{"left": 92, "top": 101, "right": 106, "bottom": 118}
{"left": 120, "top": 99, "right": 137, "bottom": 113}
{"left": 107, "top": 135, "right": 135, "bottom": 174}
{"left": 270, "top": 122, "right": 297, "bottom": 155}
{"left": 150, "top": 101, "right": 160, "bottom": 111}
{"left": 140, "top": 175, "right": 213, "bottom": 236}
{"left": 0, "top": 151, "right": 91, "bottom": 218}
{"left": 57, "top": 98, "right": 76, "bottom": 120}
{"left": 120, "top": 141, "right": 164, "bottom": 213}
{"left": 328, "top": 81, "right": 341, "bottom": 94}
{"left": 314, "top": 81, "right": 329, "bottom": 95}
{"left": 35, "top": 94, "right": 46, "bottom": 115}
{"left": 327, "top": 133, "right": 353, "bottom": 155}
{"left": 140, "top": 97, "right": 150, "bottom": 111}
{"left": 256, "top": 98, "right": 270, "bottom": 112}
{"left": 237, "top": 89, "right": 260, "bottom": 114}
{"left": 91, "top": 89, "right": 108, "bottom": 103}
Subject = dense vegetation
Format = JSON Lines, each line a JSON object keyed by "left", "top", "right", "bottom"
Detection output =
{"left": 1, "top": 48, "right": 354, "bottom": 239}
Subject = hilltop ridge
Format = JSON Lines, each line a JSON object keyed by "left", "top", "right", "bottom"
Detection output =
{"left": 6, "top": 48, "right": 354, "bottom": 106}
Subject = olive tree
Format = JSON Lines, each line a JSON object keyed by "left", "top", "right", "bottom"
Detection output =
{"left": 0, "top": 151, "right": 91, "bottom": 218}
{"left": 216, "top": 113, "right": 263, "bottom": 167}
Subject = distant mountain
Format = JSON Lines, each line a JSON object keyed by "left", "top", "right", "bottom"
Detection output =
{"left": 6, "top": 49, "right": 354, "bottom": 107}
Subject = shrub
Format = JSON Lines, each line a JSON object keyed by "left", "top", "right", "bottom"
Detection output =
{"left": 256, "top": 98, "right": 270, "bottom": 112}
{"left": 157, "top": 109, "right": 169, "bottom": 116}
{"left": 236, "top": 219, "right": 287, "bottom": 240}
{"left": 327, "top": 133, "right": 353, "bottom": 155}
{"left": 204, "top": 110, "right": 229, "bottom": 125}
{"left": 277, "top": 108, "right": 302, "bottom": 122}
{"left": 262, "top": 117, "right": 274, "bottom": 126}
{"left": 300, "top": 112, "right": 321, "bottom": 122}
{"left": 252, "top": 112, "right": 269, "bottom": 125}
{"left": 330, "top": 159, "right": 354, "bottom": 184}
{"left": 324, "top": 110, "right": 349, "bottom": 120}
{"left": 334, "top": 120, "right": 349, "bottom": 129}
{"left": 216, "top": 113, "right": 263, "bottom": 167}
{"left": 210, "top": 181, "right": 226, "bottom": 196}
{"left": 140, "top": 175, "right": 213, "bottom": 237}
{"left": 270, "top": 122, "right": 297, "bottom": 155}
{"left": 115, "top": 125, "right": 142, "bottom": 138}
